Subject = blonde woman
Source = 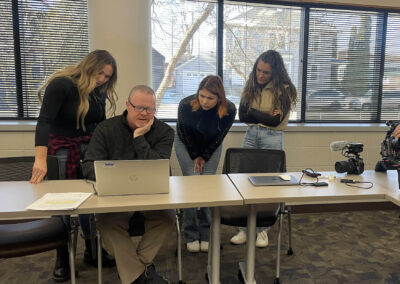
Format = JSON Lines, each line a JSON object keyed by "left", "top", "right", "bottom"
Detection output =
{"left": 31, "top": 50, "right": 117, "bottom": 281}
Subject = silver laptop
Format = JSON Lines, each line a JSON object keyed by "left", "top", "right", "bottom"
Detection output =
{"left": 94, "top": 159, "right": 170, "bottom": 196}
{"left": 248, "top": 175, "right": 299, "bottom": 186}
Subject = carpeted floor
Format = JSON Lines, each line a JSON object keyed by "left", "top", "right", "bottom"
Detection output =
{"left": 1, "top": 209, "right": 400, "bottom": 284}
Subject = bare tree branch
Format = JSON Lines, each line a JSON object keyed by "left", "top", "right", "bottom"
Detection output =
{"left": 223, "top": 22, "right": 252, "bottom": 80}
{"left": 155, "top": 2, "right": 215, "bottom": 107}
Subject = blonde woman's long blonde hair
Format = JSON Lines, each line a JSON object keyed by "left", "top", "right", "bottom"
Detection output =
{"left": 38, "top": 50, "right": 118, "bottom": 130}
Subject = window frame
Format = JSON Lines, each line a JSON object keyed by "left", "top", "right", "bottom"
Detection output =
{"left": 2, "top": 0, "right": 400, "bottom": 123}
{"left": 151, "top": 0, "right": 400, "bottom": 123}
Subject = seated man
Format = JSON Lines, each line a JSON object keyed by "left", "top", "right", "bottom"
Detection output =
{"left": 82, "top": 85, "right": 175, "bottom": 284}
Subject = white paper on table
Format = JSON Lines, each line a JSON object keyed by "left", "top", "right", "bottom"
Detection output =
{"left": 26, "top": 192, "right": 92, "bottom": 211}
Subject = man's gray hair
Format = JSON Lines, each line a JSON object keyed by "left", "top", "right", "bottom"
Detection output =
{"left": 128, "top": 85, "right": 155, "bottom": 101}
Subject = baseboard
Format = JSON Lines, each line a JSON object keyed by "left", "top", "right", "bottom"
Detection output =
{"left": 290, "top": 202, "right": 399, "bottom": 214}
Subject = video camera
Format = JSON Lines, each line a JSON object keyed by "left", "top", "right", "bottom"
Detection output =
{"left": 330, "top": 141, "right": 364, "bottom": 175}
{"left": 335, "top": 143, "right": 365, "bottom": 175}
{"left": 375, "top": 120, "right": 400, "bottom": 172}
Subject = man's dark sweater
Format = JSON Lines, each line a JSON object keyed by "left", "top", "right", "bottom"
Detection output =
{"left": 82, "top": 110, "right": 174, "bottom": 181}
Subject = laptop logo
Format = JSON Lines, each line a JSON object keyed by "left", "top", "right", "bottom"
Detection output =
{"left": 104, "top": 162, "right": 115, "bottom": 167}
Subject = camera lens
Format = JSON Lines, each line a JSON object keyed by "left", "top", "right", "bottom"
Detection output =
{"left": 335, "top": 160, "right": 355, "bottom": 173}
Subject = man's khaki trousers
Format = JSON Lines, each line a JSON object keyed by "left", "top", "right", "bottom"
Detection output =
{"left": 97, "top": 210, "right": 175, "bottom": 284}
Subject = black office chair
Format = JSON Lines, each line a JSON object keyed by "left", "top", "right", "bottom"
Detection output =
{"left": 0, "top": 156, "right": 74, "bottom": 277}
{"left": 220, "top": 148, "right": 293, "bottom": 284}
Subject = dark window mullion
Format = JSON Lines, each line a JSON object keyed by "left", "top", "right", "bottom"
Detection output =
{"left": 376, "top": 11, "right": 388, "bottom": 122}
{"left": 300, "top": 7, "right": 309, "bottom": 122}
{"left": 217, "top": 0, "right": 223, "bottom": 79}
{"left": 11, "top": 0, "right": 23, "bottom": 117}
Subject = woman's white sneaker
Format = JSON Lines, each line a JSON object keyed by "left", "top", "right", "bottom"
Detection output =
{"left": 256, "top": 230, "right": 269, "bottom": 248}
{"left": 230, "top": 230, "right": 247, "bottom": 245}
{"left": 200, "top": 241, "right": 209, "bottom": 252}
{"left": 186, "top": 240, "right": 200, "bottom": 252}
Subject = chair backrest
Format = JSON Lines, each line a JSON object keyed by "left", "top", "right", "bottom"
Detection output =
{"left": 222, "top": 148, "right": 286, "bottom": 174}
{"left": 220, "top": 148, "right": 286, "bottom": 227}
{"left": 0, "top": 156, "right": 67, "bottom": 259}
{"left": 0, "top": 156, "right": 59, "bottom": 181}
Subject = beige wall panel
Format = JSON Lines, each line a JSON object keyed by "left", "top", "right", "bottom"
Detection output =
{"left": 285, "top": 132, "right": 334, "bottom": 147}
{"left": 0, "top": 133, "right": 27, "bottom": 150}
{"left": 0, "top": 150, "right": 35, "bottom": 158}
{"left": 88, "top": 0, "right": 151, "bottom": 116}
{"left": 286, "top": 147, "right": 331, "bottom": 167}
{"left": 0, "top": 129, "right": 387, "bottom": 173}
{"left": 22, "top": 133, "right": 35, "bottom": 149}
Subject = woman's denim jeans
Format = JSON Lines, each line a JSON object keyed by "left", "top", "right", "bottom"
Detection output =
{"left": 55, "top": 144, "right": 91, "bottom": 239}
{"left": 242, "top": 125, "right": 283, "bottom": 150}
{"left": 240, "top": 125, "right": 284, "bottom": 233}
{"left": 174, "top": 132, "right": 222, "bottom": 242}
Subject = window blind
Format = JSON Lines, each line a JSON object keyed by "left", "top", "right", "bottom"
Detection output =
{"left": 306, "top": 8, "right": 382, "bottom": 122}
{"left": 381, "top": 13, "right": 400, "bottom": 121}
{"left": 0, "top": 0, "right": 88, "bottom": 119}
{"left": 0, "top": 1, "right": 17, "bottom": 117}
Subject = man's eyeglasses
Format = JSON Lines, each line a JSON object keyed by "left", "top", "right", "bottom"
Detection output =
{"left": 128, "top": 101, "right": 156, "bottom": 114}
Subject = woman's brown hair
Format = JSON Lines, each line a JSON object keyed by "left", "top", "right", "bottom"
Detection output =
{"left": 190, "top": 75, "right": 228, "bottom": 118}
{"left": 241, "top": 50, "right": 297, "bottom": 115}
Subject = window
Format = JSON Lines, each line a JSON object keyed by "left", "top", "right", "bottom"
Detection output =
{"left": 381, "top": 13, "right": 400, "bottom": 121}
{"left": 2, "top": 1, "right": 400, "bottom": 123}
{"left": 0, "top": 0, "right": 88, "bottom": 119}
{"left": 150, "top": 1, "right": 400, "bottom": 123}
{"left": 151, "top": 0, "right": 217, "bottom": 120}
{"left": 306, "top": 9, "right": 382, "bottom": 122}
{"left": 223, "top": 2, "right": 302, "bottom": 120}
{"left": 0, "top": 1, "right": 17, "bottom": 117}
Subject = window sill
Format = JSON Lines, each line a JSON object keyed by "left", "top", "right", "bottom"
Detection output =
{"left": 0, "top": 120, "right": 388, "bottom": 132}
{"left": 168, "top": 122, "right": 387, "bottom": 132}
{"left": 0, "top": 121, "right": 37, "bottom": 132}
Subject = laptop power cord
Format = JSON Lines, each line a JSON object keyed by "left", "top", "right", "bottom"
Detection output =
{"left": 299, "top": 168, "right": 328, "bottom": 186}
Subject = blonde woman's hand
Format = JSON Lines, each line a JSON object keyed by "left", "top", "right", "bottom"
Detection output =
{"left": 30, "top": 158, "right": 47, "bottom": 184}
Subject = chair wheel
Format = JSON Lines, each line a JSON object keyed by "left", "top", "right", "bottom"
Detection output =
{"left": 238, "top": 269, "right": 244, "bottom": 283}
{"left": 287, "top": 248, "right": 293, "bottom": 255}
{"left": 274, "top": 278, "right": 280, "bottom": 284}
{"left": 178, "top": 281, "right": 185, "bottom": 284}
